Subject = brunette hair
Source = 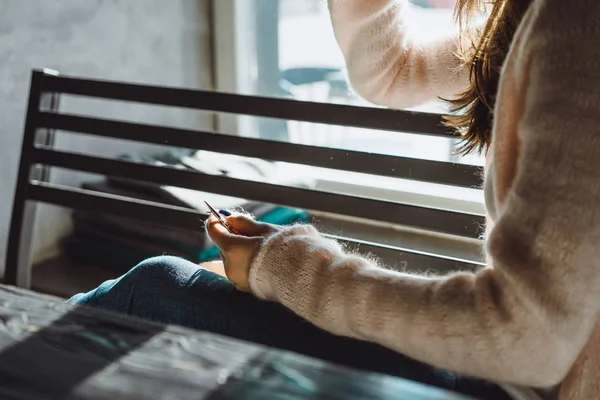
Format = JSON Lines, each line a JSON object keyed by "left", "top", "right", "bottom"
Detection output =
{"left": 445, "top": 0, "right": 532, "bottom": 154}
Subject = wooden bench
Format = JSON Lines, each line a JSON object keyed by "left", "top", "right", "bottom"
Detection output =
{"left": 6, "top": 69, "right": 483, "bottom": 288}
{"left": 0, "top": 284, "right": 472, "bottom": 399}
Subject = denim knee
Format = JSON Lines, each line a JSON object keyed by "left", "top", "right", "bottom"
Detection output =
{"left": 133, "top": 255, "right": 186, "bottom": 277}
{"left": 121, "top": 256, "right": 233, "bottom": 327}
{"left": 129, "top": 256, "right": 197, "bottom": 289}
{"left": 68, "top": 256, "right": 192, "bottom": 306}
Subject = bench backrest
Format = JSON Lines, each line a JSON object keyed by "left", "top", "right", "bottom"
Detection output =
{"left": 6, "top": 69, "right": 484, "bottom": 287}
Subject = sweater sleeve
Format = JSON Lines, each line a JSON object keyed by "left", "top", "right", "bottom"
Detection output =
{"left": 249, "top": 1, "right": 600, "bottom": 388}
{"left": 328, "top": 0, "right": 468, "bottom": 108}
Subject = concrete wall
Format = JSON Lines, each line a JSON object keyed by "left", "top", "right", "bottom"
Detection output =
{"left": 0, "top": 0, "right": 214, "bottom": 276}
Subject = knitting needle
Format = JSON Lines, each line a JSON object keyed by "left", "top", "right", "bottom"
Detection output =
{"left": 204, "top": 201, "right": 237, "bottom": 234}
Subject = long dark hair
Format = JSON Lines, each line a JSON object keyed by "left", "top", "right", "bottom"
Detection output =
{"left": 445, "top": 0, "right": 532, "bottom": 155}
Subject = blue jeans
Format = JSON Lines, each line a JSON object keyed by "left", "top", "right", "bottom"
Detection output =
{"left": 69, "top": 256, "right": 510, "bottom": 399}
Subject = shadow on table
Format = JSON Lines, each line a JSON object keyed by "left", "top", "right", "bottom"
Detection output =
{"left": 0, "top": 305, "right": 165, "bottom": 399}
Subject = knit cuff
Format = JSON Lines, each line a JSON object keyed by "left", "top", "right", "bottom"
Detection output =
{"left": 248, "top": 224, "right": 319, "bottom": 300}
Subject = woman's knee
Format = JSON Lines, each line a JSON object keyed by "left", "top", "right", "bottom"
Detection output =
{"left": 68, "top": 256, "right": 194, "bottom": 307}
{"left": 117, "top": 256, "right": 233, "bottom": 326}
{"left": 128, "top": 256, "right": 203, "bottom": 290}
{"left": 132, "top": 256, "right": 237, "bottom": 290}
{"left": 133, "top": 256, "right": 188, "bottom": 278}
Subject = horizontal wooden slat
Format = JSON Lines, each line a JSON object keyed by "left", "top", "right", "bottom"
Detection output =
{"left": 26, "top": 182, "right": 478, "bottom": 270}
{"left": 31, "top": 148, "right": 485, "bottom": 238}
{"left": 27, "top": 182, "right": 206, "bottom": 231}
{"left": 329, "top": 233, "right": 483, "bottom": 272}
{"left": 38, "top": 112, "right": 482, "bottom": 188}
{"left": 38, "top": 73, "right": 453, "bottom": 137}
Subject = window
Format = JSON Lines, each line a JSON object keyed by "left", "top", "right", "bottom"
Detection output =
{"left": 212, "top": 0, "right": 484, "bottom": 215}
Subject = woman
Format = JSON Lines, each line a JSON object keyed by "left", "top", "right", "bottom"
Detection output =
{"left": 70, "top": 0, "right": 600, "bottom": 398}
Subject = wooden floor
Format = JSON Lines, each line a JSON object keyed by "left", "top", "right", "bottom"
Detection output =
{"left": 32, "top": 256, "right": 117, "bottom": 298}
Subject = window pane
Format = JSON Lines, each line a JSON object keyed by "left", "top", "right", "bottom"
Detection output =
{"left": 234, "top": 0, "right": 483, "bottom": 166}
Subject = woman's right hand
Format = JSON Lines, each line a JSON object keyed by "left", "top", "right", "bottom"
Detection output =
{"left": 205, "top": 214, "right": 281, "bottom": 292}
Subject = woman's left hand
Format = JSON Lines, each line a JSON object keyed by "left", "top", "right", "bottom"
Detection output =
{"left": 205, "top": 214, "right": 280, "bottom": 292}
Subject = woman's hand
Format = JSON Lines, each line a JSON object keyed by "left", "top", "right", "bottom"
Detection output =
{"left": 205, "top": 214, "right": 280, "bottom": 292}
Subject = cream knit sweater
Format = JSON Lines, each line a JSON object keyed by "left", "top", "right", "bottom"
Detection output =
{"left": 248, "top": 1, "right": 600, "bottom": 399}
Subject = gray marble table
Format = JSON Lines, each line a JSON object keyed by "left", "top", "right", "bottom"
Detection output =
{"left": 0, "top": 285, "right": 472, "bottom": 399}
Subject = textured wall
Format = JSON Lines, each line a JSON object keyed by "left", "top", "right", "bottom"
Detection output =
{"left": 0, "top": 0, "right": 213, "bottom": 276}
